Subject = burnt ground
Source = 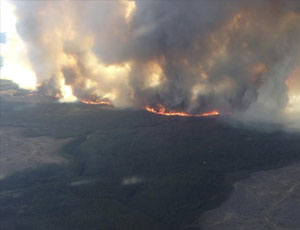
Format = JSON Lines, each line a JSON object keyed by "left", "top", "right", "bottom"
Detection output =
{"left": 0, "top": 80, "right": 300, "bottom": 230}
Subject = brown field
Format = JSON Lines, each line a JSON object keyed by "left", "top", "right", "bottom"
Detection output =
{"left": 0, "top": 127, "right": 71, "bottom": 179}
{"left": 200, "top": 162, "right": 300, "bottom": 230}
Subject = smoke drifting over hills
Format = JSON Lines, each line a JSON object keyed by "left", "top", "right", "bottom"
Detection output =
{"left": 2, "top": 0, "right": 300, "bottom": 125}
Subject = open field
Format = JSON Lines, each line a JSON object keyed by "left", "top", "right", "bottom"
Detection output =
{"left": 0, "top": 127, "right": 70, "bottom": 179}
{"left": 200, "top": 161, "right": 300, "bottom": 230}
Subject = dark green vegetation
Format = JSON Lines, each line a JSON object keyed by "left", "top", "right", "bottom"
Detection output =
{"left": 1, "top": 85, "right": 300, "bottom": 230}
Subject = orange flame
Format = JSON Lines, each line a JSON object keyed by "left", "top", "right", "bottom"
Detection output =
{"left": 54, "top": 93, "right": 62, "bottom": 99}
{"left": 80, "top": 99, "right": 112, "bottom": 106}
{"left": 145, "top": 104, "right": 220, "bottom": 117}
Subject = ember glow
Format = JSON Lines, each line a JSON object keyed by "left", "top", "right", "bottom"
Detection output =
{"left": 145, "top": 105, "right": 219, "bottom": 117}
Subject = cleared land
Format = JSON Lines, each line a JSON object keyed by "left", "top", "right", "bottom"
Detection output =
{"left": 0, "top": 127, "right": 70, "bottom": 179}
{"left": 200, "top": 162, "right": 300, "bottom": 230}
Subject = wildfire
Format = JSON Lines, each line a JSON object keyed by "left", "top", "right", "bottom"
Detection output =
{"left": 145, "top": 104, "right": 220, "bottom": 117}
{"left": 80, "top": 99, "right": 112, "bottom": 106}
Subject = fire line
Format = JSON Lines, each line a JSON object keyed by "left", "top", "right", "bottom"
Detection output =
{"left": 80, "top": 99, "right": 112, "bottom": 106}
{"left": 145, "top": 104, "right": 220, "bottom": 117}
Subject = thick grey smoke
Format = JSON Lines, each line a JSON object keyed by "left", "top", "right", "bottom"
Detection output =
{"left": 10, "top": 0, "right": 300, "bottom": 124}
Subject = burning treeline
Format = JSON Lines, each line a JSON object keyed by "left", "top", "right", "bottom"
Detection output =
{"left": 3, "top": 0, "right": 300, "bottom": 119}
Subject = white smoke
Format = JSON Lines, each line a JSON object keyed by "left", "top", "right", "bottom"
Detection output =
{"left": 1, "top": 0, "right": 300, "bottom": 128}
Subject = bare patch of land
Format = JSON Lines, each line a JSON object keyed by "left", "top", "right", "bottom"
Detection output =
{"left": 0, "top": 127, "right": 71, "bottom": 179}
{"left": 199, "top": 162, "right": 300, "bottom": 230}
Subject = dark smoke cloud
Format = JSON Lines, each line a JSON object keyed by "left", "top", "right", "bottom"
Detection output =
{"left": 10, "top": 0, "right": 300, "bottom": 124}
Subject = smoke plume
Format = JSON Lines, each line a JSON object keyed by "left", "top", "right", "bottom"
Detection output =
{"left": 2, "top": 0, "right": 300, "bottom": 126}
